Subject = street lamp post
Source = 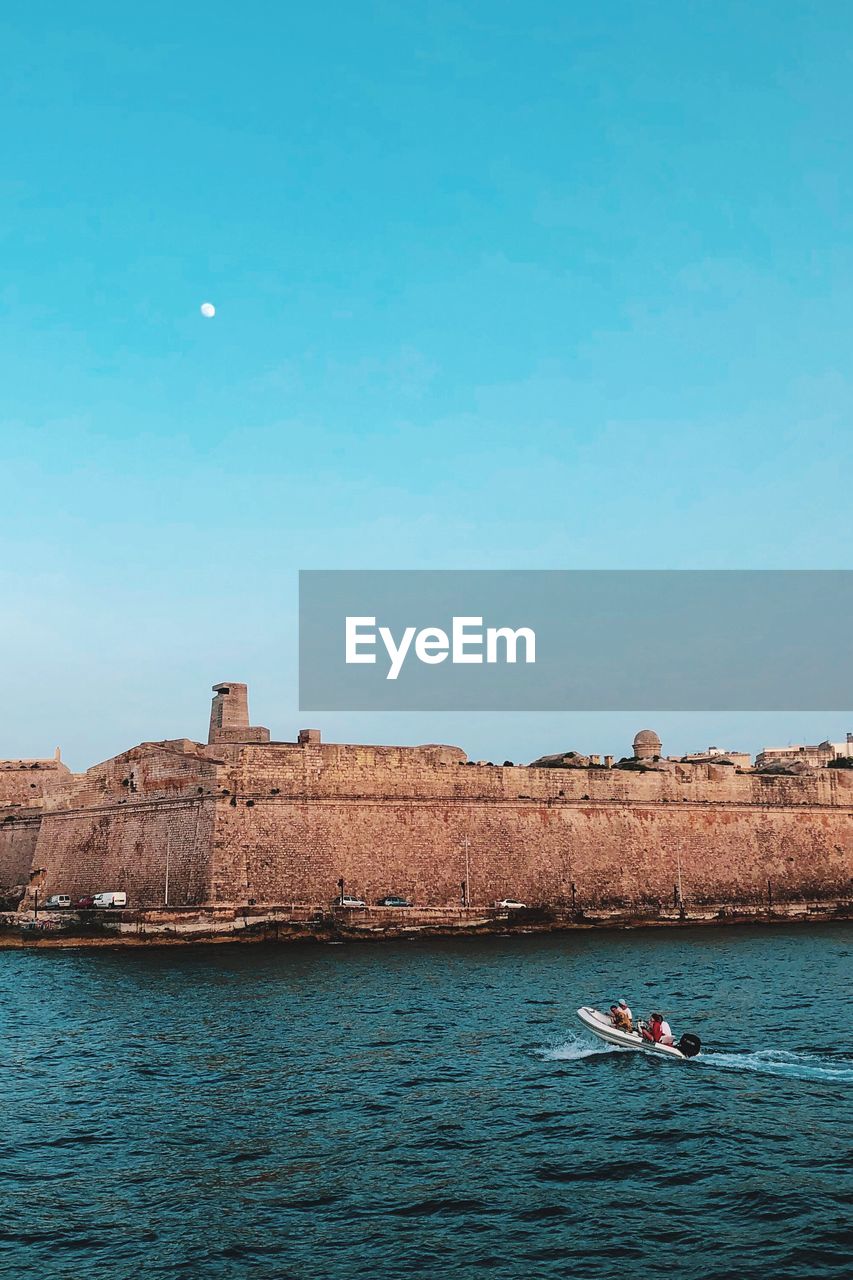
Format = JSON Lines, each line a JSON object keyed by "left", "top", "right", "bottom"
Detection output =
{"left": 164, "top": 833, "right": 171, "bottom": 907}
{"left": 461, "top": 837, "right": 470, "bottom": 907}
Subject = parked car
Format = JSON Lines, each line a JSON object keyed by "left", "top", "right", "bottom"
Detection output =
{"left": 74, "top": 895, "right": 95, "bottom": 909}
{"left": 377, "top": 896, "right": 413, "bottom": 907}
{"left": 496, "top": 899, "right": 527, "bottom": 909}
{"left": 92, "top": 891, "right": 128, "bottom": 909}
{"left": 337, "top": 895, "right": 366, "bottom": 908}
{"left": 44, "top": 894, "right": 71, "bottom": 909}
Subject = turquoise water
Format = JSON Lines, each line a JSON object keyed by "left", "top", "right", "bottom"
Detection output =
{"left": 1, "top": 926, "right": 850, "bottom": 1279}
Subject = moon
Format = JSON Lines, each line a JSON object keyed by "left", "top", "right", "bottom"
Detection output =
{"left": 200, "top": 302, "right": 216, "bottom": 318}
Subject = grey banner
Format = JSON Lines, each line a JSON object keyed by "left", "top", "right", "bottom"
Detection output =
{"left": 298, "top": 570, "right": 853, "bottom": 711}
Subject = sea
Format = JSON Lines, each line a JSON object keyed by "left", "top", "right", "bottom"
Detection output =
{"left": 1, "top": 925, "right": 850, "bottom": 1280}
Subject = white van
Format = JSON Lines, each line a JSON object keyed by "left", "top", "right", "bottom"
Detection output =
{"left": 44, "top": 894, "right": 71, "bottom": 909}
{"left": 92, "top": 891, "right": 128, "bottom": 909}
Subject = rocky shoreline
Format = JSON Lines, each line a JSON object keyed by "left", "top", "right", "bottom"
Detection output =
{"left": 2, "top": 899, "right": 850, "bottom": 949}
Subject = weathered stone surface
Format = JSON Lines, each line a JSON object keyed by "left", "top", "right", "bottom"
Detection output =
{"left": 3, "top": 735, "right": 846, "bottom": 912}
{"left": 3, "top": 692, "right": 851, "bottom": 913}
{"left": 0, "top": 758, "right": 73, "bottom": 887}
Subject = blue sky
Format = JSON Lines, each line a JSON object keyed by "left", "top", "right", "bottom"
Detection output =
{"left": 1, "top": 1, "right": 851, "bottom": 768}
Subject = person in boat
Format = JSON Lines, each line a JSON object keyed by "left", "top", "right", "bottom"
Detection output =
{"left": 642, "top": 1012, "right": 676, "bottom": 1046}
{"left": 610, "top": 1000, "right": 633, "bottom": 1032}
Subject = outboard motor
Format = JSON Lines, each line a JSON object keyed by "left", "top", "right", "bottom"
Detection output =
{"left": 678, "top": 1033, "right": 701, "bottom": 1058}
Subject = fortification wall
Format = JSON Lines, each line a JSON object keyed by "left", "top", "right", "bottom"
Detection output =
{"left": 0, "top": 759, "right": 72, "bottom": 809}
{"left": 0, "top": 815, "right": 41, "bottom": 889}
{"left": 41, "top": 745, "right": 222, "bottom": 812}
{"left": 220, "top": 743, "right": 851, "bottom": 808}
{"left": 21, "top": 739, "right": 853, "bottom": 911}
{"left": 210, "top": 794, "right": 852, "bottom": 909}
{"left": 30, "top": 797, "right": 215, "bottom": 907}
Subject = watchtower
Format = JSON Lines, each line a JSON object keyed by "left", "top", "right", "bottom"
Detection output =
{"left": 208, "top": 683, "right": 270, "bottom": 745}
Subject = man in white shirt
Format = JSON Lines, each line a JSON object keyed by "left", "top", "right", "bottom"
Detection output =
{"left": 609, "top": 1000, "right": 632, "bottom": 1031}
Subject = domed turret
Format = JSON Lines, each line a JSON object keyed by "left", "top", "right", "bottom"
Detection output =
{"left": 633, "top": 728, "right": 662, "bottom": 760}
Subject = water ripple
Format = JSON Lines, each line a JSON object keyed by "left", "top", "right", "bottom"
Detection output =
{"left": 1, "top": 926, "right": 850, "bottom": 1280}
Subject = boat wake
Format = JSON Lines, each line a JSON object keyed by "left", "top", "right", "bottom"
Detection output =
{"left": 700, "top": 1048, "right": 853, "bottom": 1084}
{"left": 539, "top": 1037, "right": 852, "bottom": 1083}
{"left": 539, "top": 1033, "right": 625, "bottom": 1062}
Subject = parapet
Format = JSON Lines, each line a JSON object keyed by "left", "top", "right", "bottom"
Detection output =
{"left": 211, "top": 726, "right": 271, "bottom": 745}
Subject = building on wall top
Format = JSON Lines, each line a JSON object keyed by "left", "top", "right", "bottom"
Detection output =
{"left": 679, "top": 746, "right": 753, "bottom": 769}
{"left": 756, "top": 733, "right": 853, "bottom": 770}
{"left": 632, "top": 728, "right": 662, "bottom": 760}
{"left": 208, "top": 682, "right": 270, "bottom": 746}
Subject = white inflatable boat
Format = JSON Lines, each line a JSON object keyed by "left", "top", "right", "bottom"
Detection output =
{"left": 577, "top": 1006, "right": 701, "bottom": 1060}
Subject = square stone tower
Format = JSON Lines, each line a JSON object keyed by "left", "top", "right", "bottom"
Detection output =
{"left": 208, "top": 682, "right": 270, "bottom": 745}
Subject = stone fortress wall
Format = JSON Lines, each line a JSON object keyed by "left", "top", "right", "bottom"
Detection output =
{"left": 0, "top": 755, "right": 71, "bottom": 890}
{"left": 2, "top": 684, "right": 851, "bottom": 911}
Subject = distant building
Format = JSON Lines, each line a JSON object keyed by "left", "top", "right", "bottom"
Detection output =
{"left": 680, "top": 746, "right": 752, "bottom": 769}
{"left": 756, "top": 733, "right": 853, "bottom": 770}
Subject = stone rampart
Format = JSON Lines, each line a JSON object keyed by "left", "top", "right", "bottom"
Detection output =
{"left": 10, "top": 737, "right": 853, "bottom": 911}
{"left": 221, "top": 742, "right": 851, "bottom": 807}
{"left": 30, "top": 797, "right": 214, "bottom": 906}
{"left": 40, "top": 743, "right": 222, "bottom": 813}
{"left": 0, "top": 815, "right": 42, "bottom": 890}
{"left": 210, "top": 793, "right": 851, "bottom": 910}
{"left": 0, "top": 758, "right": 72, "bottom": 809}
